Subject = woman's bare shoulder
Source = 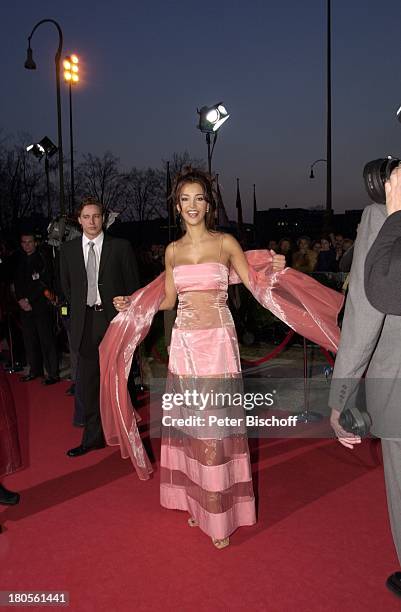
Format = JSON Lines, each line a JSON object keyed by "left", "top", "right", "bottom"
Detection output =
{"left": 220, "top": 232, "right": 241, "bottom": 251}
{"left": 164, "top": 242, "right": 176, "bottom": 264}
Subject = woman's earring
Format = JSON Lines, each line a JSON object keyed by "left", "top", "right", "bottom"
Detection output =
{"left": 206, "top": 206, "right": 209, "bottom": 213}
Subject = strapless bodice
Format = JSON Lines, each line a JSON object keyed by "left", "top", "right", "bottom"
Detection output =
{"left": 173, "top": 262, "right": 228, "bottom": 293}
{"left": 173, "top": 263, "right": 232, "bottom": 330}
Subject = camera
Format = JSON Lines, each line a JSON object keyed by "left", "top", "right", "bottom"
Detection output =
{"left": 339, "top": 406, "right": 372, "bottom": 437}
{"left": 363, "top": 157, "right": 400, "bottom": 204}
{"left": 47, "top": 217, "right": 81, "bottom": 248}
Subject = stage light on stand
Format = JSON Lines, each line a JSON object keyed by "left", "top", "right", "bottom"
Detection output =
{"left": 26, "top": 136, "right": 58, "bottom": 218}
{"left": 197, "top": 102, "right": 230, "bottom": 134}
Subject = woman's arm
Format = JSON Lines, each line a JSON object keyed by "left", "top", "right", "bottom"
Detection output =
{"left": 159, "top": 243, "right": 177, "bottom": 311}
{"left": 224, "top": 234, "right": 285, "bottom": 290}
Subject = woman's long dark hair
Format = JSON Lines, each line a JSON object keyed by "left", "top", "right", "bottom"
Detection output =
{"left": 170, "top": 167, "right": 217, "bottom": 233}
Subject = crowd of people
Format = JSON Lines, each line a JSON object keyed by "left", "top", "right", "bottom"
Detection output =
{"left": 268, "top": 234, "right": 355, "bottom": 273}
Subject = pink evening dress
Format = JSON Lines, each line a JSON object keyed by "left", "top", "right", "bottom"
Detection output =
{"left": 160, "top": 260, "right": 256, "bottom": 539}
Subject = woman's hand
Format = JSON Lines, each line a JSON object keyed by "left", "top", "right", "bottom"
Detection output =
{"left": 270, "top": 250, "right": 286, "bottom": 272}
{"left": 113, "top": 296, "right": 131, "bottom": 312}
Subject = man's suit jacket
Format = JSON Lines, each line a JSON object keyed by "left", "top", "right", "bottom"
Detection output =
{"left": 364, "top": 210, "right": 401, "bottom": 314}
{"left": 329, "top": 202, "right": 401, "bottom": 438}
{"left": 60, "top": 233, "right": 140, "bottom": 352}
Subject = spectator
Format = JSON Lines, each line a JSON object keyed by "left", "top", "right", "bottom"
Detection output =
{"left": 315, "top": 236, "right": 338, "bottom": 272}
{"left": 312, "top": 240, "right": 322, "bottom": 255}
{"left": 292, "top": 236, "right": 317, "bottom": 273}
{"left": 14, "top": 234, "right": 59, "bottom": 385}
{"left": 338, "top": 238, "right": 355, "bottom": 274}
{"left": 277, "top": 237, "right": 293, "bottom": 267}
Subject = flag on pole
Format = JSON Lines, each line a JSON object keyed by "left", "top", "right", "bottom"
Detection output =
{"left": 253, "top": 183, "right": 257, "bottom": 225}
{"left": 166, "top": 161, "right": 172, "bottom": 240}
{"left": 236, "top": 177, "right": 243, "bottom": 229}
{"left": 216, "top": 174, "right": 230, "bottom": 226}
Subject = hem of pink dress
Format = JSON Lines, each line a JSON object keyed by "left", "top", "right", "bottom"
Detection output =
{"left": 160, "top": 444, "right": 252, "bottom": 492}
{"left": 160, "top": 484, "right": 256, "bottom": 540}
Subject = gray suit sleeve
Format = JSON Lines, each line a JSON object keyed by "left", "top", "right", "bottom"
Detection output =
{"left": 364, "top": 210, "right": 401, "bottom": 314}
{"left": 329, "top": 204, "right": 386, "bottom": 410}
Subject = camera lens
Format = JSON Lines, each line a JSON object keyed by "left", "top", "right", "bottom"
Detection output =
{"left": 363, "top": 157, "right": 400, "bottom": 204}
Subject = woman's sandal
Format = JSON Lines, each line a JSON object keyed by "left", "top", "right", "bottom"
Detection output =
{"left": 188, "top": 518, "right": 229, "bottom": 549}
{"left": 212, "top": 537, "right": 230, "bottom": 550}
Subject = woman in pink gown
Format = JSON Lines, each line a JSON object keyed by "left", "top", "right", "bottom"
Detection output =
{"left": 155, "top": 168, "right": 285, "bottom": 548}
{"left": 102, "top": 168, "right": 343, "bottom": 550}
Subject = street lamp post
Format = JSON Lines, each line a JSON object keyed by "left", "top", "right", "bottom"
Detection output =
{"left": 326, "top": 0, "right": 332, "bottom": 216}
{"left": 24, "top": 19, "right": 65, "bottom": 216}
{"left": 64, "top": 55, "right": 79, "bottom": 212}
{"left": 309, "top": 158, "right": 327, "bottom": 179}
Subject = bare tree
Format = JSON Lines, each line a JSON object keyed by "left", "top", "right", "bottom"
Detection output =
{"left": 122, "top": 167, "right": 165, "bottom": 222}
{"left": 75, "top": 151, "right": 126, "bottom": 214}
{"left": 163, "top": 151, "right": 205, "bottom": 182}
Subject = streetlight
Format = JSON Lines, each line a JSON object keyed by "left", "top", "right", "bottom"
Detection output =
{"left": 309, "top": 158, "right": 327, "bottom": 179}
{"left": 64, "top": 54, "right": 79, "bottom": 211}
{"left": 24, "top": 19, "right": 65, "bottom": 215}
{"left": 197, "top": 102, "right": 230, "bottom": 175}
{"left": 326, "top": 0, "right": 332, "bottom": 215}
{"left": 26, "top": 136, "right": 58, "bottom": 219}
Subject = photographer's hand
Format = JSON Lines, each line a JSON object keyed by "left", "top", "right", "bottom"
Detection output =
{"left": 330, "top": 407, "right": 361, "bottom": 449}
{"left": 385, "top": 165, "right": 401, "bottom": 216}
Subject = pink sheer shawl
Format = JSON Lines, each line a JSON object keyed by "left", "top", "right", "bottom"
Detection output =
{"left": 99, "top": 250, "right": 344, "bottom": 479}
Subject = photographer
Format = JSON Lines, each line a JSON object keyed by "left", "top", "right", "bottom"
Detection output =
{"left": 361, "top": 164, "right": 401, "bottom": 598}
{"left": 329, "top": 161, "right": 401, "bottom": 599}
{"left": 14, "top": 234, "right": 59, "bottom": 385}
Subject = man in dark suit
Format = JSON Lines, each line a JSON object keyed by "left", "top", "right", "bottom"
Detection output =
{"left": 14, "top": 235, "right": 59, "bottom": 384}
{"left": 60, "top": 197, "right": 139, "bottom": 457}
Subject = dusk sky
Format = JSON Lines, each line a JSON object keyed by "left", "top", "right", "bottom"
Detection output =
{"left": 3, "top": 0, "right": 401, "bottom": 221}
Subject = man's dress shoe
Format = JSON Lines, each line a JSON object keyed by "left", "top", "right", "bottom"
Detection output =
{"left": 20, "top": 374, "right": 38, "bottom": 382}
{"left": 66, "top": 444, "right": 105, "bottom": 457}
{"left": 0, "top": 484, "right": 20, "bottom": 505}
{"left": 42, "top": 377, "right": 60, "bottom": 386}
{"left": 386, "top": 573, "right": 401, "bottom": 598}
{"left": 66, "top": 383, "right": 75, "bottom": 396}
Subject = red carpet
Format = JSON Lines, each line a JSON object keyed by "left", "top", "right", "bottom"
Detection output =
{"left": 1, "top": 374, "right": 399, "bottom": 611}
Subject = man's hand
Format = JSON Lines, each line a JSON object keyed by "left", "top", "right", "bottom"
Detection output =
{"left": 385, "top": 164, "right": 401, "bottom": 216}
{"left": 113, "top": 295, "right": 131, "bottom": 312}
{"left": 18, "top": 298, "right": 32, "bottom": 312}
{"left": 330, "top": 407, "right": 361, "bottom": 449}
{"left": 270, "top": 250, "right": 286, "bottom": 272}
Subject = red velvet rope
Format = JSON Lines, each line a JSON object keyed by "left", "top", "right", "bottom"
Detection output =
{"left": 319, "top": 346, "right": 335, "bottom": 366}
{"left": 240, "top": 330, "right": 295, "bottom": 366}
